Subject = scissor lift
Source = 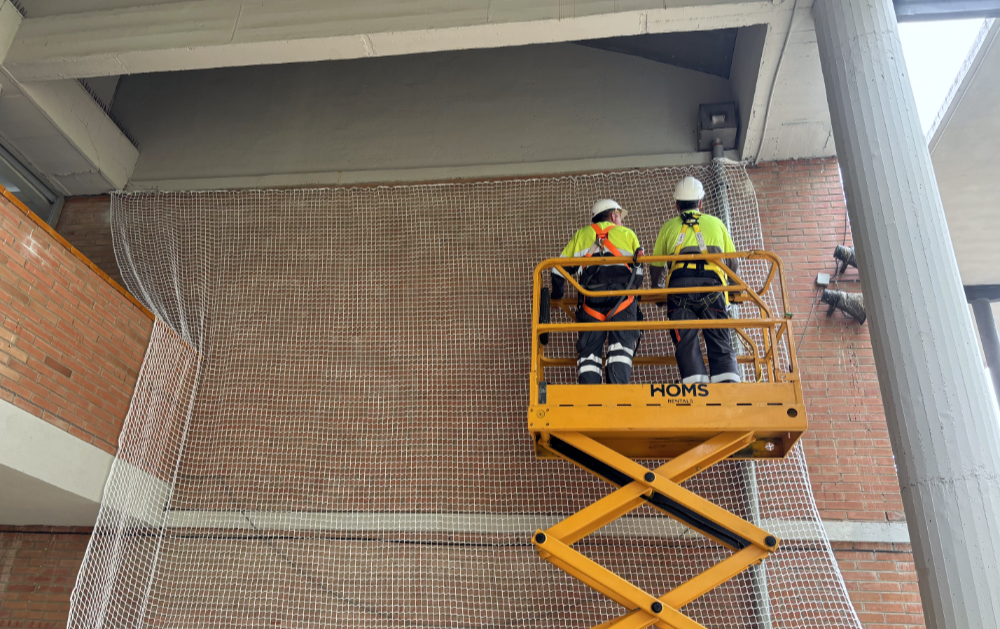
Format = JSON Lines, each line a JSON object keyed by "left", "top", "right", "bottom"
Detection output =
{"left": 528, "top": 251, "right": 807, "bottom": 629}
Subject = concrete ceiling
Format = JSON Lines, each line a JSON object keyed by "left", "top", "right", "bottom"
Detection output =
{"left": 577, "top": 29, "right": 739, "bottom": 78}
{"left": 0, "top": 0, "right": 841, "bottom": 195}
{"left": 930, "top": 19, "right": 1000, "bottom": 287}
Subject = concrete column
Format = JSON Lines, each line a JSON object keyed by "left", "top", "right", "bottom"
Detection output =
{"left": 970, "top": 299, "right": 1000, "bottom": 403}
{"left": 812, "top": 1, "right": 1000, "bottom": 627}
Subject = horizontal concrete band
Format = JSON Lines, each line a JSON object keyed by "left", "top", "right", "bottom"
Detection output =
{"left": 0, "top": 397, "right": 114, "bottom": 526}
{"left": 164, "top": 511, "right": 911, "bottom": 544}
{"left": 1, "top": 400, "right": 909, "bottom": 545}
{"left": 125, "top": 150, "right": 738, "bottom": 191}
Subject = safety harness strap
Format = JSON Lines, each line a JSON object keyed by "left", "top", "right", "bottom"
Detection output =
{"left": 587, "top": 224, "right": 625, "bottom": 260}
{"left": 582, "top": 224, "right": 636, "bottom": 321}
{"left": 666, "top": 212, "right": 710, "bottom": 286}
{"left": 581, "top": 295, "right": 635, "bottom": 322}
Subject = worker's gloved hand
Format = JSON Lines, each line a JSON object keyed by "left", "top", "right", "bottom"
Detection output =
{"left": 656, "top": 300, "right": 667, "bottom": 309}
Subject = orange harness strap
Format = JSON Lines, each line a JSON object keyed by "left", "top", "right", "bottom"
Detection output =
{"left": 581, "top": 224, "right": 635, "bottom": 321}
{"left": 582, "top": 295, "right": 635, "bottom": 322}
{"left": 587, "top": 224, "right": 625, "bottom": 259}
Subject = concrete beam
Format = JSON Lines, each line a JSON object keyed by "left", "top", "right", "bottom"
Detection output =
{"left": 894, "top": 0, "right": 1000, "bottom": 21}
{"left": 12, "top": 79, "right": 138, "bottom": 190}
{"left": 0, "top": 0, "right": 138, "bottom": 194}
{"left": 127, "top": 150, "right": 739, "bottom": 192}
{"left": 744, "top": 0, "right": 836, "bottom": 162}
{"left": 0, "top": 75, "right": 139, "bottom": 194}
{"left": 965, "top": 285, "right": 1000, "bottom": 303}
{"left": 163, "top": 510, "right": 911, "bottom": 543}
{"left": 0, "top": 398, "right": 113, "bottom": 526}
{"left": 4, "top": 0, "right": 782, "bottom": 81}
{"left": 0, "top": 0, "right": 18, "bottom": 62}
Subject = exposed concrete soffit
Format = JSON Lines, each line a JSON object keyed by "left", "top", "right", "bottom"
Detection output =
{"left": 5, "top": 0, "right": 787, "bottom": 82}
{"left": 0, "top": 0, "right": 138, "bottom": 193}
{"left": 11, "top": 79, "right": 139, "bottom": 190}
{"left": 742, "top": 0, "right": 834, "bottom": 162}
{"left": 928, "top": 18, "right": 998, "bottom": 153}
{"left": 0, "top": 398, "right": 113, "bottom": 508}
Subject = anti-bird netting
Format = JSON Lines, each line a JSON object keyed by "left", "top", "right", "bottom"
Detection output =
{"left": 70, "top": 163, "right": 863, "bottom": 629}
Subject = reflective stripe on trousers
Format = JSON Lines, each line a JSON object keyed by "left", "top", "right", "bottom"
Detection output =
{"left": 576, "top": 289, "right": 640, "bottom": 385}
{"left": 666, "top": 276, "right": 740, "bottom": 383}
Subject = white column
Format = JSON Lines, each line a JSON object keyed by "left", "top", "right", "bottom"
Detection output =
{"left": 812, "top": 1, "right": 1000, "bottom": 627}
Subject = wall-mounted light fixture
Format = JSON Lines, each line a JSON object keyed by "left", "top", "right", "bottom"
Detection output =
{"left": 698, "top": 103, "right": 738, "bottom": 152}
{"left": 821, "top": 289, "right": 866, "bottom": 324}
{"left": 833, "top": 245, "right": 857, "bottom": 276}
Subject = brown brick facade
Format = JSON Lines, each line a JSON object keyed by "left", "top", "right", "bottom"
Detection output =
{"left": 35, "top": 160, "right": 923, "bottom": 628}
{"left": 53, "top": 197, "right": 121, "bottom": 289}
{"left": 0, "top": 191, "right": 153, "bottom": 455}
{"left": 832, "top": 544, "right": 924, "bottom": 629}
{"left": 749, "top": 159, "right": 904, "bottom": 524}
{"left": 0, "top": 528, "right": 90, "bottom": 629}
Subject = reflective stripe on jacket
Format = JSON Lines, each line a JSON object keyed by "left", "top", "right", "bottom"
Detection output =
{"left": 554, "top": 221, "right": 643, "bottom": 288}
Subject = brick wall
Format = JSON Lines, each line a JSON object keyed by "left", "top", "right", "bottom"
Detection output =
{"left": 0, "top": 528, "right": 90, "bottom": 629}
{"left": 749, "top": 159, "right": 922, "bottom": 628}
{"left": 0, "top": 536, "right": 925, "bottom": 629}
{"left": 749, "top": 159, "right": 904, "bottom": 523}
{"left": 41, "top": 162, "right": 923, "bottom": 628}
{"left": 0, "top": 190, "right": 153, "bottom": 455}
{"left": 53, "top": 197, "right": 121, "bottom": 288}
{"left": 832, "top": 544, "right": 924, "bottom": 629}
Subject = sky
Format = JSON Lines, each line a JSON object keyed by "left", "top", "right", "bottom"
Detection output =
{"left": 899, "top": 18, "right": 989, "bottom": 135}
{"left": 900, "top": 18, "right": 1000, "bottom": 405}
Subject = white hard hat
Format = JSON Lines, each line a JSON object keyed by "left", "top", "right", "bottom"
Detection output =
{"left": 591, "top": 199, "right": 626, "bottom": 218}
{"left": 674, "top": 176, "right": 705, "bottom": 202}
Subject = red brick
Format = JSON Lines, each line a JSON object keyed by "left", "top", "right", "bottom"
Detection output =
{"left": 0, "top": 195, "right": 153, "bottom": 455}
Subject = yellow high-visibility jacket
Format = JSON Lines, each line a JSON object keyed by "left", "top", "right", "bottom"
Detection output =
{"left": 651, "top": 212, "right": 736, "bottom": 287}
{"left": 553, "top": 222, "right": 644, "bottom": 289}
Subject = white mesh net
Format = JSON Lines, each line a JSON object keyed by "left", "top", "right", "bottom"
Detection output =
{"left": 70, "top": 164, "right": 863, "bottom": 629}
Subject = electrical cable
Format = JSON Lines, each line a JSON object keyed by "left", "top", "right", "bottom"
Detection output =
{"left": 755, "top": 0, "right": 800, "bottom": 164}
{"left": 796, "top": 195, "right": 852, "bottom": 358}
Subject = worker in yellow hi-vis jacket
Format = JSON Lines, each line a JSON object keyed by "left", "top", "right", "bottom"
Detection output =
{"left": 649, "top": 177, "right": 741, "bottom": 384}
{"left": 551, "top": 199, "right": 644, "bottom": 384}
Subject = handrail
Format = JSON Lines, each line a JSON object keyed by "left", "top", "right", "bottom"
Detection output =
{"left": 530, "top": 251, "right": 800, "bottom": 387}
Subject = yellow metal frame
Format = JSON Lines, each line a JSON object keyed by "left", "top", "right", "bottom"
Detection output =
{"left": 532, "top": 431, "right": 776, "bottom": 629}
{"left": 527, "top": 251, "right": 807, "bottom": 629}
{"left": 529, "top": 251, "right": 806, "bottom": 459}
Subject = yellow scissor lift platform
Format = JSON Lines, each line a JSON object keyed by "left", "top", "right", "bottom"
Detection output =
{"left": 528, "top": 251, "right": 807, "bottom": 629}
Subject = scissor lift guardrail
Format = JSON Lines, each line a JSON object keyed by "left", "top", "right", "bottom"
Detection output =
{"left": 527, "top": 251, "right": 807, "bottom": 629}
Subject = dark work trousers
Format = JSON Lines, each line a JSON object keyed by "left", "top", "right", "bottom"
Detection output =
{"left": 576, "top": 290, "right": 640, "bottom": 385}
{"left": 666, "top": 275, "right": 740, "bottom": 384}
